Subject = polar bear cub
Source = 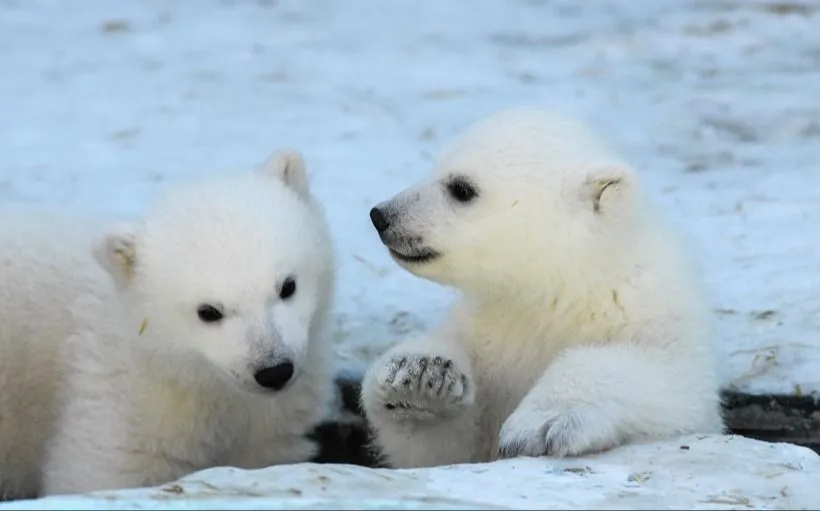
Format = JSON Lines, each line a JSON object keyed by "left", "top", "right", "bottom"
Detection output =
{"left": 36, "top": 150, "right": 337, "bottom": 495}
{"left": 0, "top": 209, "right": 113, "bottom": 501}
{"left": 362, "top": 108, "right": 724, "bottom": 468}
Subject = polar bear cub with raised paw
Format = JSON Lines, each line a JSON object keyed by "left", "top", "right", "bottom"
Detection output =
{"left": 362, "top": 108, "right": 724, "bottom": 468}
{"left": 39, "top": 150, "right": 337, "bottom": 495}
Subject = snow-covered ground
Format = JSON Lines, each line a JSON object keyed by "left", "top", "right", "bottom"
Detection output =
{"left": 2, "top": 435, "right": 819, "bottom": 510}
{"left": 1, "top": 0, "right": 818, "bottom": 396}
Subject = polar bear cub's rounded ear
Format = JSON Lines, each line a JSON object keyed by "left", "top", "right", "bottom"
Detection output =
{"left": 93, "top": 222, "right": 139, "bottom": 288}
{"left": 584, "top": 164, "right": 637, "bottom": 219}
{"left": 259, "top": 149, "right": 310, "bottom": 197}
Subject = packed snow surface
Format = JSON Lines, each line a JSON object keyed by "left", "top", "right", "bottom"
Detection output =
{"left": 2, "top": 435, "right": 819, "bottom": 510}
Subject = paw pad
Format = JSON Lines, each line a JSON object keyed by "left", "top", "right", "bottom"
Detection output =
{"left": 367, "top": 353, "right": 474, "bottom": 422}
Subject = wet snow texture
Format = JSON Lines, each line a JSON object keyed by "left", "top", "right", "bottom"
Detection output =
{"left": 1, "top": 0, "right": 818, "bottom": 396}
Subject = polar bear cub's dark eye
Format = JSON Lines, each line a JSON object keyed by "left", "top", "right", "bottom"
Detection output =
{"left": 197, "top": 304, "right": 224, "bottom": 323}
{"left": 446, "top": 176, "right": 479, "bottom": 204}
{"left": 279, "top": 276, "right": 297, "bottom": 300}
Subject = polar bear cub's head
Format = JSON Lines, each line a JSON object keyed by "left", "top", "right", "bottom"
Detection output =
{"left": 369, "top": 108, "right": 648, "bottom": 292}
{"left": 95, "top": 150, "right": 334, "bottom": 394}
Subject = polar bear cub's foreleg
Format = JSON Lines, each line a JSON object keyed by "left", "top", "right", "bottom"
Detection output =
{"left": 497, "top": 342, "right": 724, "bottom": 459}
{"left": 361, "top": 335, "right": 482, "bottom": 468}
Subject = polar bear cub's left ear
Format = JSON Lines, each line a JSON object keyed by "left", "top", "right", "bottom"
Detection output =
{"left": 93, "top": 222, "right": 140, "bottom": 288}
{"left": 259, "top": 149, "right": 310, "bottom": 197}
{"left": 584, "top": 163, "right": 638, "bottom": 219}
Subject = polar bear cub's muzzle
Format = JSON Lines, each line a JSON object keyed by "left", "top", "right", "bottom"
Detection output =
{"left": 240, "top": 314, "right": 309, "bottom": 394}
{"left": 369, "top": 172, "right": 482, "bottom": 269}
{"left": 369, "top": 197, "right": 441, "bottom": 265}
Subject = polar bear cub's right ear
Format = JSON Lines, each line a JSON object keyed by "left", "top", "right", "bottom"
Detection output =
{"left": 258, "top": 149, "right": 310, "bottom": 197}
{"left": 93, "top": 222, "right": 140, "bottom": 288}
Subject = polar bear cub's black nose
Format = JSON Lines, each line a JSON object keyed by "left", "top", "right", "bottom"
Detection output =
{"left": 254, "top": 362, "right": 294, "bottom": 390}
{"left": 369, "top": 207, "right": 390, "bottom": 233}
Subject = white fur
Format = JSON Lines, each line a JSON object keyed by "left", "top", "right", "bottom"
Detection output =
{"left": 361, "top": 108, "right": 724, "bottom": 468}
{"left": 0, "top": 210, "right": 110, "bottom": 500}
{"left": 0, "top": 150, "right": 337, "bottom": 497}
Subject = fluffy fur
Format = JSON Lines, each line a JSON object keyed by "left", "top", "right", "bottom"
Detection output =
{"left": 361, "top": 108, "right": 724, "bottom": 468}
{"left": 0, "top": 210, "right": 110, "bottom": 500}
{"left": 0, "top": 150, "right": 336, "bottom": 498}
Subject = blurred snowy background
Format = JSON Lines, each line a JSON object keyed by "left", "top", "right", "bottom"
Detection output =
{"left": 1, "top": 0, "right": 818, "bottom": 397}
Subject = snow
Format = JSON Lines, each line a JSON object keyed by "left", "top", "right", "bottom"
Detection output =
{"left": 1, "top": 1, "right": 818, "bottom": 396}
{"left": 1, "top": 435, "right": 818, "bottom": 510}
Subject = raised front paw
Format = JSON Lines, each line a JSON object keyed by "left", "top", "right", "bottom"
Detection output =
{"left": 363, "top": 354, "right": 474, "bottom": 423}
{"left": 496, "top": 404, "right": 620, "bottom": 459}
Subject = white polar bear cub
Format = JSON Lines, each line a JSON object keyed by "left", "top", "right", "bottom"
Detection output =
{"left": 362, "top": 108, "right": 724, "bottom": 468}
{"left": 0, "top": 209, "right": 112, "bottom": 501}
{"left": 38, "top": 150, "right": 336, "bottom": 495}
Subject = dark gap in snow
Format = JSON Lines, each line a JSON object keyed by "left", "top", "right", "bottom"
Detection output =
{"left": 309, "top": 379, "right": 820, "bottom": 467}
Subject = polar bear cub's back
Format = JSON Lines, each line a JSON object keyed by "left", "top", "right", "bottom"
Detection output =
{"left": 0, "top": 207, "right": 113, "bottom": 500}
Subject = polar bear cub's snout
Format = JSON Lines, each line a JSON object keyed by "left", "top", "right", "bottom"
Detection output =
{"left": 369, "top": 170, "right": 481, "bottom": 268}
{"left": 180, "top": 295, "right": 310, "bottom": 395}
{"left": 243, "top": 309, "right": 305, "bottom": 392}
{"left": 369, "top": 194, "right": 441, "bottom": 266}
{"left": 244, "top": 328, "right": 297, "bottom": 393}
